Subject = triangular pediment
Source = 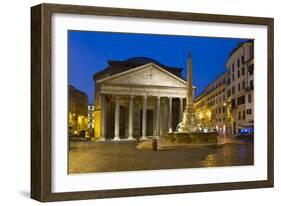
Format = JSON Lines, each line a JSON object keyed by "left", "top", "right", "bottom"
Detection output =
{"left": 97, "top": 63, "right": 187, "bottom": 88}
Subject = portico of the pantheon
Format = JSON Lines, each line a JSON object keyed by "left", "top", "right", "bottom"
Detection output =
{"left": 93, "top": 57, "right": 195, "bottom": 141}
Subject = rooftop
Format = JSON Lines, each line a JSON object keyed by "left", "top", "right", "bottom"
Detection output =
{"left": 93, "top": 57, "right": 184, "bottom": 81}
{"left": 228, "top": 40, "right": 254, "bottom": 60}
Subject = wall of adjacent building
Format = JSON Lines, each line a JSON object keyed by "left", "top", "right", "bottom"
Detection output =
{"left": 226, "top": 42, "right": 254, "bottom": 134}
{"left": 195, "top": 41, "right": 254, "bottom": 135}
{"left": 195, "top": 74, "right": 228, "bottom": 134}
{"left": 68, "top": 85, "right": 89, "bottom": 132}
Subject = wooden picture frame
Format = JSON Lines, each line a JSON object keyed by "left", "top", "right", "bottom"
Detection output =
{"left": 31, "top": 3, "right": 274, "bottom": 202}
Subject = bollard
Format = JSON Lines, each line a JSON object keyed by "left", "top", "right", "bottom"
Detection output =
{"left": 152, "top": 139, "right": 157, "bottom": 151}
{"left": 136, "top": 136, "right": 140, "bottom": 143}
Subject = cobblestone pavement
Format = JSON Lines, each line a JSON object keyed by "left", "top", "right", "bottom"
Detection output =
{"left": 69, "top": 138, "right": 253, "bottom": 174}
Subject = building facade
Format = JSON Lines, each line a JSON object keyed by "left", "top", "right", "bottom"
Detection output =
{"left": 68, "top": 85, "right": 89, "bottom": 132}
{"left": 195, "top": 41, "right": 254, "bottom": 135}
{"left": 195, "top": 73, "right": 228, "bottom": 134}
{"left": 93, "top": 57, "right": 194, "bottom": 141}
{"left": 226, "top": 41, "right": 254, "bottom": 134}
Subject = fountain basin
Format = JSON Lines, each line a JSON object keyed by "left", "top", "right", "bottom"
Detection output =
{"left": 163, "top": 132, "right": 218, "bottom": 144}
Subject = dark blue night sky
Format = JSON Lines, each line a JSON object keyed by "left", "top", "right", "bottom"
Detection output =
{"left": 68, "top": 30, "right": 248, "bottom": 104}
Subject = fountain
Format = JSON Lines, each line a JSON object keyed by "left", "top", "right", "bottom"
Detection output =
{"left": 163, "top": 50, "right": 218, "bottom": 144}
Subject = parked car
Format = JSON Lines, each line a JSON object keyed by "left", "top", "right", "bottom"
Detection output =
{"left": 235, "top": 127, "right": 254, "bottom": 139}
{"left": 69, "top": 130, "right": 87, "bottom": 141}
{"left": 69, "top": 130, "right": 79, "bottom": 137}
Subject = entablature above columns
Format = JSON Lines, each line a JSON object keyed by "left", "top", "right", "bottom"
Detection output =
{"left": 100, "top": 83, "right": 187, "bottom": 98}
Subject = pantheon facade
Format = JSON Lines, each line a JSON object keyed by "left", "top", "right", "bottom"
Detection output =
{"left": 93, "top": 57, "right": 194, "bottom": 141}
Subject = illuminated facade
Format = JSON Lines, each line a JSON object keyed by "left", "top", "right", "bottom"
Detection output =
{"left": 195, "top": 41, "right": 254, "bottom": 135}
{"left": 68, "top": 85, "right": 89, "bottom": 132}
{"left": 195, "top": 73, "right": 228, "bottom": 134}
{"left": 93, "top": 57, "right": 195, "bottom": 141}
{"left": 226, "top": 41, "right": 254, "bottom": 134}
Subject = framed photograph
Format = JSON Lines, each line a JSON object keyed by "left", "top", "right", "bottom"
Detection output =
{"left": 31, "top": 3, "right": 274, "bottom": 202}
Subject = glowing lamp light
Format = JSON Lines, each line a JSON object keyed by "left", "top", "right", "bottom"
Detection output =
{"left": 206, "top": 110, "right": 211, "bottom": 118}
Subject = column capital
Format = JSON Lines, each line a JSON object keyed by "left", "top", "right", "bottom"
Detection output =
{"left": 129, "top": 95, "right": 134, "bottom": 100}
{"left": 115, "top": 95, "right": 120, "bottom": 100}
{"left": 142, "top": 95, "right": 147, "bottom": 100}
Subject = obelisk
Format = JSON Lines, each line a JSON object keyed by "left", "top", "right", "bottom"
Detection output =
{"left": 186, "top": 50, "right": 193, "bottom": 107}
{"left": 176, "top": 50, "right": 198, "bottom": 133}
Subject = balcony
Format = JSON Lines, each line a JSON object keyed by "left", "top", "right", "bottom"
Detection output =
{"left": 245, "top": 85, "right": 254, "bottom": 91}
